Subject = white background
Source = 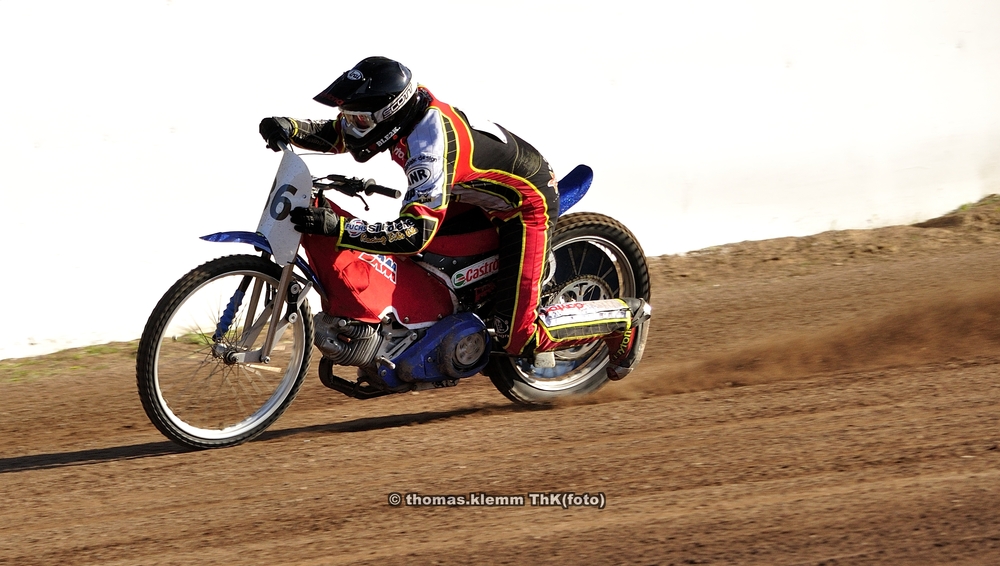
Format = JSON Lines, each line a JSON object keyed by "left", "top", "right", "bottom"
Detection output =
{"left": 1, "top": 0, "right": 998, "bottom": 359}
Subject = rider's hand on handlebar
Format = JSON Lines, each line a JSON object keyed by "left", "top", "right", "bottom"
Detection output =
{"left": 290, "top": 206, "right": 340, "bottom": 236}
{"left": 259, "top": 117, "right": 294, "bottom": 151}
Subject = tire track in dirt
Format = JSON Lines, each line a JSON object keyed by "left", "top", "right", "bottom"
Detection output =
{"left": 5, "top": 202, "right": 1000, "bottom": 565}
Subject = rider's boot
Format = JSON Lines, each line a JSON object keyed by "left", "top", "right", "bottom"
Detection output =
{"left": 603, "top": 298, "right": 652, "bottom": 381}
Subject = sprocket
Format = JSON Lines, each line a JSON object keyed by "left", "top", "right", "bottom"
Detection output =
{"left": 542, "top": 274, "right": 614, "bottom": 306}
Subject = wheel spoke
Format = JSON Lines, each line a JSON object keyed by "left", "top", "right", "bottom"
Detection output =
{"left": 136, "top": 255, "right": 312, "bottom": 448}
{"left": 487, "top": 214, "right": 649, "bottom": 402}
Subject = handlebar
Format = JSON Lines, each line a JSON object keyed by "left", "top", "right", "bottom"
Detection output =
{"left": 313, "top": 174, "right": 402, "bottom": 200}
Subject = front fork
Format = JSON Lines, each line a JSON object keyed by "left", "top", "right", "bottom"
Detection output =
{"left": 212, "top": 261, "right": 312, "bottom": 364}
{"left": 259, "top": 263, "right": 297, "bottom": 362}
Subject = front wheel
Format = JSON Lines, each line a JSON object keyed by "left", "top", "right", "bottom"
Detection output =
{"left": 485, "top": 212, "right": 651, "bottom": 403}
{"left": 136, "top": 254, "right": 313, "bottom": 449}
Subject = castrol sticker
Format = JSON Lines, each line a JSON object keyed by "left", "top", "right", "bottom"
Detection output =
{"left": 452, "top": 255, "right": 499, "bottom": 288}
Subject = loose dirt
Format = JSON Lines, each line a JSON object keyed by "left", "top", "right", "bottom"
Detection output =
{"left": 3, "top": 196, "right": 1000, "bottom": 565}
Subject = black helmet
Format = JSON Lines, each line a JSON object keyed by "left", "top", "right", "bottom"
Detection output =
{"left": 314, "top": 56, "right": 427, "bottom": 162}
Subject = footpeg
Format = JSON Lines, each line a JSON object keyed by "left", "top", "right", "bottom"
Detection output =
{"left": 534, "top": 351, "right": 556, "bottom": 368}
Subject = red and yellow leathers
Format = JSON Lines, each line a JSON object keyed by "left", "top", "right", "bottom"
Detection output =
{"left": 285, "top": 87, "right": 632, "bottom": 356}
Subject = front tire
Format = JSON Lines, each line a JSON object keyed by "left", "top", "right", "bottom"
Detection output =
{"left": 485, "top": 212, "right": 651, "bottom": 403}
{"left": 136, "top": 255, "right": 313, "bottom": 449}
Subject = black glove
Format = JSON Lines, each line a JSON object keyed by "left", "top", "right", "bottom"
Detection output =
{"left": 259, "top": 117, "right": 294, "bottom": 151}
{"left": 290, "top": 206, "right": 340, "bottom": 236}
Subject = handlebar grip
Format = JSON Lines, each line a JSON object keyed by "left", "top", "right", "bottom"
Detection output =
{"left": 315, "top": 175, "right": 401, "bottom": 199}
{"left": 373, "top": 186, "right": 403, "bottom": 199}
{"left": 362, "top": 179, "right": 402, "bottom": 199}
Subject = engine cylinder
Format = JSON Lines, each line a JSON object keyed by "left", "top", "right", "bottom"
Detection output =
{"left": 313, "top": 313, "right": 382, "bottom": 366}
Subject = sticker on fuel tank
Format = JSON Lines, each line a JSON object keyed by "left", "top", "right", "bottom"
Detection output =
{"left": 452, "top": 255, "right": 500, "bottom": 288}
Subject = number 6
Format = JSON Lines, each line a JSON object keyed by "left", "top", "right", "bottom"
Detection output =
{"left": 269, "top": 184, "right": 298, "bottom": 221}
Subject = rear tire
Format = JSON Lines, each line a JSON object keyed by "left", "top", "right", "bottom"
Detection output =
{"left": 485, "top": 212, "right": 651, "bottom": 403}
{"left": 136, "top": 255, "right": 313, "bottom": 449}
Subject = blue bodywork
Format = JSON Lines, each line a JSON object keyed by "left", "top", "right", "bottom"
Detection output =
{"left": 557, "top": 164, "right": 593, "bottom": 216}
{"left": 200, "top": 230, "right": 327, "bottom": 300}
{"left": 383, "top": 312, "right": 491, "bottom": 388}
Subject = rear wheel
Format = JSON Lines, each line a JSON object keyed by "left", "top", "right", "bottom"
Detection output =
{"left": 136, "top": 255, "right": 313, "bottom": 449}
{"left": 485, "top": 212, "right": 651, "bottom": 403}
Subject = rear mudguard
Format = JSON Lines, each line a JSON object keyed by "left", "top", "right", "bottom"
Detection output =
{"left": 200, "top": 231, "right": 327, "bottom": 300}
{"left": 557, "top": 165, "right": 592, "bottom": 216}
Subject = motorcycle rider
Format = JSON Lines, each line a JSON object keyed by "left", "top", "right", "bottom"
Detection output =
{"left": 259, "top": 56, "right": 650, "bottom": 380}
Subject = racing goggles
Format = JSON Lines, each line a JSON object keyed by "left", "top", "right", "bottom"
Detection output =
{"left": 341, "top": 109, "right": 379, "bottom": 137}
{"left": 339, "top": 79, "right": 418, "bottom": 138}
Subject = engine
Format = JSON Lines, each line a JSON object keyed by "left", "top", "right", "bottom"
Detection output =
{"left": 314, "top": 312, "right": 491, "bottom": 390}
{"left": 392, "top": 313, "right": 491, "bottom": 382}
{"left": 313, "top": 313, "right": 383, "bottom": 366}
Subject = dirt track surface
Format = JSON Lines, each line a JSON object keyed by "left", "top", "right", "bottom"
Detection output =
{"left": 3, "top": 197, "right": 1000, "bottom": 565}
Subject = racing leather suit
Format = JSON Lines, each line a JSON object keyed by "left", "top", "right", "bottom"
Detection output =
{"left": 283, "top": 87, "right": 633, "bottom": 356}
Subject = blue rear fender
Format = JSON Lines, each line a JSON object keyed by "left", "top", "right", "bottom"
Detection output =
{"left": 200, "top": 231, "right": 326, "bottom": 300}
{"left": 557, "top": 164, "right": 593, "bottom": 216}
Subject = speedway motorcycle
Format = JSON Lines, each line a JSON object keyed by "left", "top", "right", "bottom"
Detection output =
{"left": 136, "top": 144, "right": 651, "bottom": 449}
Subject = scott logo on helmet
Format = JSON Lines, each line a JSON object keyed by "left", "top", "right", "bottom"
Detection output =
{"left": 375, "top": 80, "right": 417, "bottom": 122}
{"left": 452, "top": 256, "right": 500, "bottom": 288}
{"left": 347, "top": 70, "right": 364, "bottom": 81}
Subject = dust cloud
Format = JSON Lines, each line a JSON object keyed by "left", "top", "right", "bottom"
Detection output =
{"left": 594, "top": 282, "right": 1000, "bottom": 402}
